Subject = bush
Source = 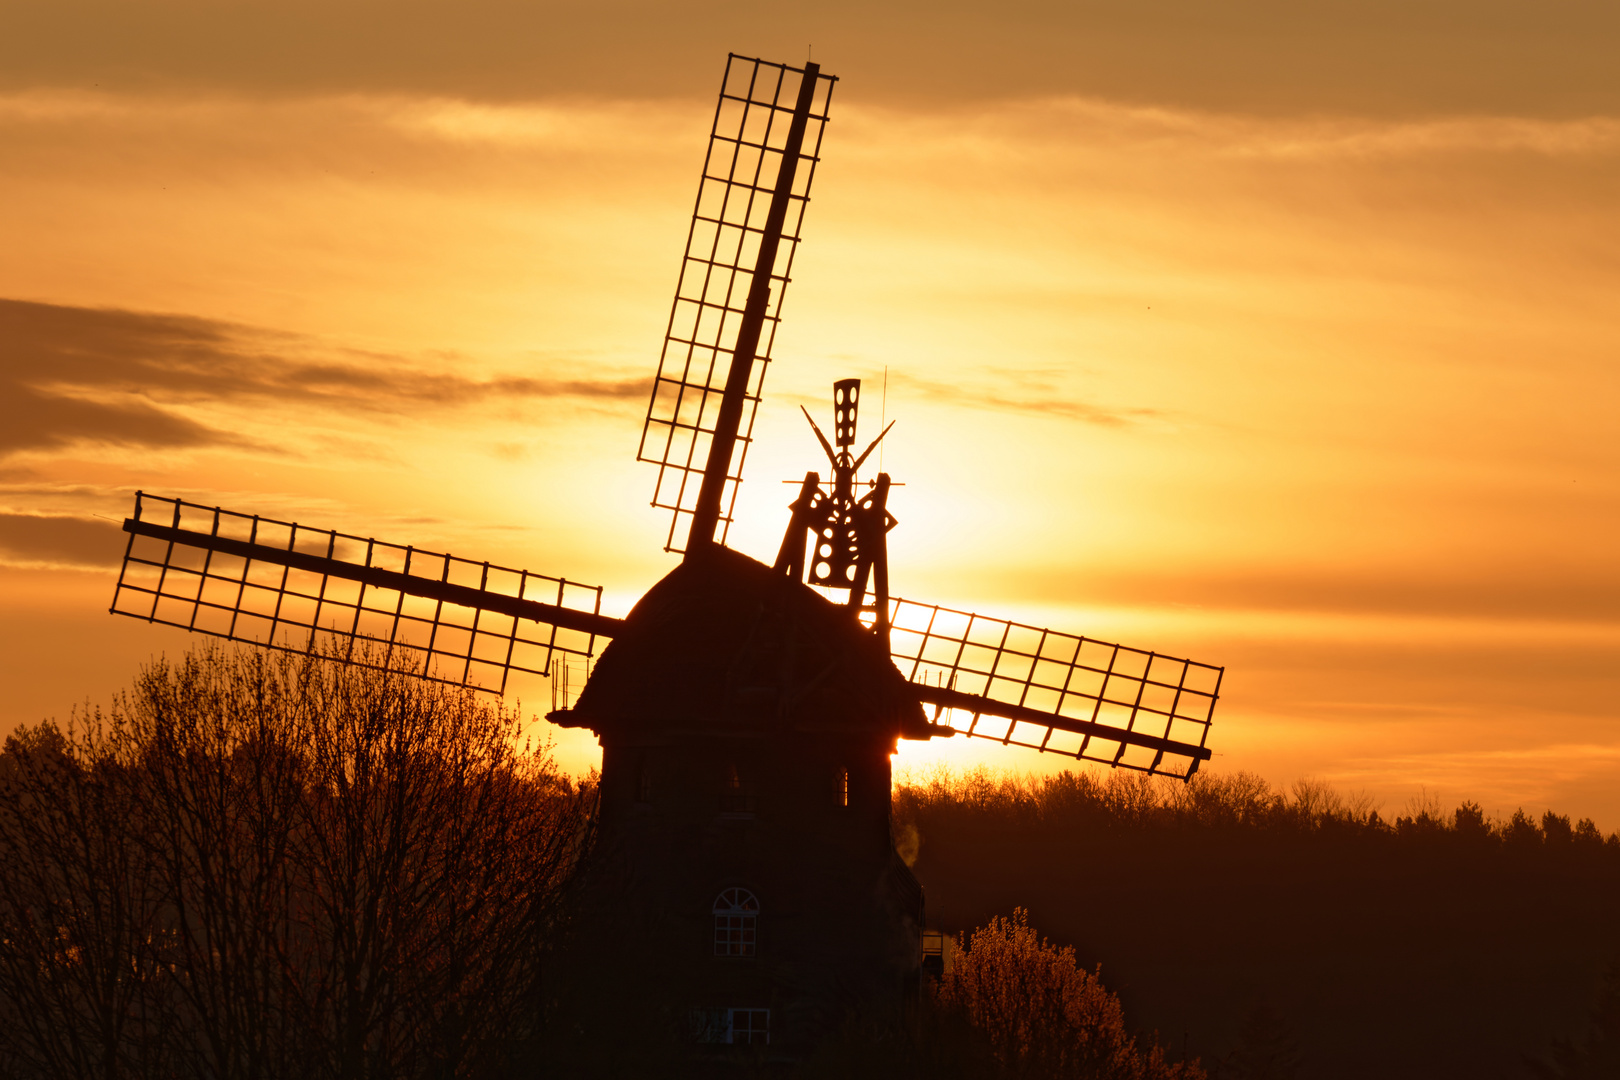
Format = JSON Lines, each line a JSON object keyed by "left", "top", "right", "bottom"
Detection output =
{"left": 935, "top": 908, "right": 1204, "bottom": 1080}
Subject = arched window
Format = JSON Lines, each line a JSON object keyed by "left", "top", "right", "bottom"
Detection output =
{"left": 713, "top": 888, "right": 759, "bottom": 957}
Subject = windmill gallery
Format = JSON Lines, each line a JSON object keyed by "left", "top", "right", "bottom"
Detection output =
{"left": 107, "top": 55, "right": 1224, "bottom": 1060}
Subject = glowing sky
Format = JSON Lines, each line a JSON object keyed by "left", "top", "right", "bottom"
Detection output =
{"left": 2, "top": 2, "right": 1617, "bottom": 824}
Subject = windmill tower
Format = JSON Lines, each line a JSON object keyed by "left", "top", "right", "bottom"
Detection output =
{"left": 109, "top": 55, "right": 1222, "bottom": 1059}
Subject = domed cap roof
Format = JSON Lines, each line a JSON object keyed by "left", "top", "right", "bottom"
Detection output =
{"left": 556, "top": 544, "right": 932, "bottom": 741}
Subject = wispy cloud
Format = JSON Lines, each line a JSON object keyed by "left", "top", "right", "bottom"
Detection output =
{"left": 1210, "top": 113, "right": 1620, "bottom": 161}
{"left": 887, "top": 369, "right": 1161, "bottom": 427}
{"left": 0, "top": 511, "right": 124, "bottom": 569}
{"left": 992, "top": 564, "right": 1620, "bottom": 627}
{"left": 0, "top": 299, "right": 649, "bottom": 457}
{"left": 841, "top": 98, "right": 1620, "bottom": 168}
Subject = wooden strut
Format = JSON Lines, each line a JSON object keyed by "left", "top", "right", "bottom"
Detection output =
{"left": 850, "top": 473, "right": 892, "bottom": 637}
{"left": 121, "top": 517, "right": 626, "bottom": 640}
{"left": 773, "top": 471, "right": 822, "bottom": 579}
{"left": 909, "top": 682, "right": 1214, "bottom": 763}
{"left": 686, "top": 61, "right": 822, "bottom": 553}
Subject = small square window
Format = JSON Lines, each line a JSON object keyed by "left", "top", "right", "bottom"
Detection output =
{"left": 689, "top": 1006, "right": 769, "bottom": 1045}
{"left": 730, "top": 1008, "right": 770, "bottom": 1045}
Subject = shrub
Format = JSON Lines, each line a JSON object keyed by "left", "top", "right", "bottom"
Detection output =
{"left": 935, "top": 908, "right": 1204, "bottom": 1080}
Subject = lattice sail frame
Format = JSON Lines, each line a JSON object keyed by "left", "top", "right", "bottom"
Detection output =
{"left": 889, "top": 599, "right": 1222, "bottom": 779}
{"left": 111, "top": 494, "right": 605, "bottom": 695}
{"left": 638, "top": 54, "right": 836, "bottom": 552}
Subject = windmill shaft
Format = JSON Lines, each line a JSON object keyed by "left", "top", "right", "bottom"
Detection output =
{"left": 686, "top": 61, "right": 822, "bottom": 551}
{"left": 121, "top": 517, "right": 625, "bottom": 639}
{"left": 911, "top": 683, "right": 1214, "bottom": 762}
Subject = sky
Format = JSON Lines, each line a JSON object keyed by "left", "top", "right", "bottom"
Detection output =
{"left": 2, "top": 1, "right": 1617, "bottom": 825}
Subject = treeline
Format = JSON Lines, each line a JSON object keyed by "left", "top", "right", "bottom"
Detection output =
{"left": 0, "top": 645, "right": 595, "bottom": 1080}
{"left": 897, "top": 766, "right": 1620, "bottom": 1079}
{"left": 896, "top": 765, "right": 1619, "bottom": 855}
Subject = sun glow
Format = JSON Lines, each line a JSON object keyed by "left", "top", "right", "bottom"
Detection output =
{"left": 2, "top": 74, "right": 1617, "bottom": 824}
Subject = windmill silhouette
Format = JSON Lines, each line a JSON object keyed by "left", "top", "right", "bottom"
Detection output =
{"left": 110, "top": 55, "right": 1222, "bottom": 1054}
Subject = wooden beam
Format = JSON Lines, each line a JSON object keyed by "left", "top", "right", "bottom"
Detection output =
{"left": 122, "top": 517, "right": 625, "bottom": 640}
{"left": 910, "top": 683, "right": 1213, "bottom": 762}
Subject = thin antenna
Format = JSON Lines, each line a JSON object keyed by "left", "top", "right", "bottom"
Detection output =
{"left": 880, "top": 366, "right": 888, "bottom": 473}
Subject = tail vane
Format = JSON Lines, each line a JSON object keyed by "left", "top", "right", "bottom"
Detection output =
{"left": 111, "top": 493, "right": 618, "bottom": 695}
{"left": 889, "top": 599, "right": 1221, "bottom": 780}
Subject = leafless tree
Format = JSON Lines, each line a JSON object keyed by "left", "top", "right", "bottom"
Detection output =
{"left": 0, "top": 720, "right": 175, "bottom": 1079}
{"left": 0, "top": 642, "right": 595, "bottom": 1080}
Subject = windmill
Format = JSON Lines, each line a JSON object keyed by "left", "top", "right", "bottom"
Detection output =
{"left": 110, "top": 55, "right": 1222, "bottom": 1057}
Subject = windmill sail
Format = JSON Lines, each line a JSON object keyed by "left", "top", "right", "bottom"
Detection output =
{"left": 638, "top": 54, "right": 837, "bottom": 554}
{"left": 111, "top": 493, "right": 619, "bottom": 694}
{"left": 889, "top": 599, "right": 1221, "bottom": 779}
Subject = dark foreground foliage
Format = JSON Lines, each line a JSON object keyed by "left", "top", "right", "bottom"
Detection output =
{"left": 0, "top": 644, "right": 595, "bottom": 1080}
{"left": 896, "top": 768, "right": 1620, "bottom": 1080}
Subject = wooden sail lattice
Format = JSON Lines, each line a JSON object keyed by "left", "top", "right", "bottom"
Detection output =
{"left": 638, "top": 54, "right": 836, "bottom": 553}
{"left": 111, "top": 494, "right": 611, "bottom": 694}
{"left": 889, "top": 598, "right": 1221, "bottom": 778}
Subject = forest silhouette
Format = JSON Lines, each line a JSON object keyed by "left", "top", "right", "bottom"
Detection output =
{"left": 896, "top": 767, "right": 1620, "bottom": 1077}
{"left": 3, "top": 645, "right": 1617, "bottom": 1077}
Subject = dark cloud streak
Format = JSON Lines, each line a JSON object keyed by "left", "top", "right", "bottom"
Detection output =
{"left": 0, "top": 298, "right": 648, "bottom": 456}
{"left": 0, "top": 512, "right": 125, "bottom": 568}
{"left": 0, "top": 382, "right": 234, "bottom": 453}
{"left": 1, "top": 1, "right": 1615, "bottom": 118}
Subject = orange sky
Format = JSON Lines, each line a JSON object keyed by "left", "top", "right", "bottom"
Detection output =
{"left": 2, "top": 3, "right": 1617, "bottom": 825}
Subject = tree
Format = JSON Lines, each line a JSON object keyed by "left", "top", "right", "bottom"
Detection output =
{"left": 934, "top": 908, "right": 1204, "bottom": 1080}
{"left": 0, "top": 643, "right": 596, "bottom": 1080}
{"left": 1454, "top": 800, "right": 1492, "bottom": 841}
{"left": 0, "top": 722, "right": 176, "bottom": 1079}
{"left": 1505, "top": 808, "right": 1543, "bottom": 847}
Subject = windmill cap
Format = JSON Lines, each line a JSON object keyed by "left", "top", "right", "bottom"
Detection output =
{"left": 558, "top": 544, "right": 930, "bottom": 742}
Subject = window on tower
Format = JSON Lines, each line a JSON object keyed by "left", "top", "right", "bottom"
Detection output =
{"left": 713, "top": 888, "right": 759, "bottom": 957}
{"left": 690, "top": 1006, "right": 769, "bottom": 1045}
{"left": 838, "top": 767, "right": 849, "bottom": 807}
{"left": 729, "top": 1008, "right": 770, "bottom": 1044}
